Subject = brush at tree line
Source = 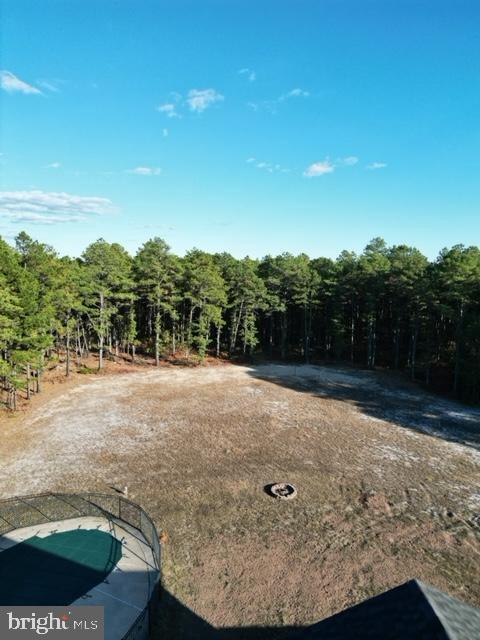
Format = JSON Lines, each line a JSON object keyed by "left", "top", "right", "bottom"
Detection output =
{"left": 1, "top": 232, "right": 479, "bottom": 409}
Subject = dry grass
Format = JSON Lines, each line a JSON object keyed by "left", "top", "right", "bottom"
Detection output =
{"left": 1, "top": 362, "right": 479, "bottom": 637}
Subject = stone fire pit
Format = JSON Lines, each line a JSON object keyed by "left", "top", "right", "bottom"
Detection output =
{"left": 268, "top": 482, "right": 297, "bottom": 500}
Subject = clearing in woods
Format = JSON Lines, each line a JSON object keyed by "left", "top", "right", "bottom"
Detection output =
{"left": 1, "top": 362, "right": 479, "bottom": 638}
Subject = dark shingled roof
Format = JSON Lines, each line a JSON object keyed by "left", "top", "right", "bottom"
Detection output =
{"left": 301, "top": 580, "right": 480, "bottom": 640}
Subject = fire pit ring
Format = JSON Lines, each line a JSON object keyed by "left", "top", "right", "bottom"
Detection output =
{"left": 267, "top": 482, "right": 297, "bottom": 500}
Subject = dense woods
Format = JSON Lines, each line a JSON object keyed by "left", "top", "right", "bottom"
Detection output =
{"left": 1, "top": 232, "right": 480, "bottom": 408}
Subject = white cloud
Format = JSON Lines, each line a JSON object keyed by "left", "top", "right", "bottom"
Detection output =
{"left": 246, "top": 88, "right": 309, "bottom": 113}
{"left": 157, "top": 89, "right": 224, "bottom": 117}
{"left": 280, "top": 88, "right": 310, "bottom": 101}
{"left": 304, "top": 156, "right": 359, "bottom": 176}
{"left": 303, "top": 160, "right": 335, "bottom": 177}
{"left": 127, "top": 166, "right": 162, "bottom": 176}
{"left": 162, "top": 128, "right": 168, "bottom": 137}
{"left": 247, "top": 158, "right": 289, "bottom": 174}
{"left": 157, "top": 103, "right": 180, "bottom": 118}
{"left": 37, "top": 79, "right": 60, "bottom": 92}
{"left": 45, "top": 162, "right": 61, "bottom": 169}
{"left": 187, "top": 88, "right": 224, "bottom": 113}
{"left": 239, "top": 68, "right": 256, "bottom": 82}
{"left": 341, "top": 156, "right": 359, "bottom": 166}
{"left": 9, "top": 213, "right": 84, "bottom": 225}
{"left": 366, "top": 162, "right": 387, "bottom": 170}
{"left": 0, "top": 190, "right": 116, "bottom": 225}
{"left": 1, "top": 70, "right": 41, "bottom": 94}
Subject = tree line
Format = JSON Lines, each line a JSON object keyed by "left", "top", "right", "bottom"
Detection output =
{"left": 1, "top": 232, "right": 479, "bottom": 409}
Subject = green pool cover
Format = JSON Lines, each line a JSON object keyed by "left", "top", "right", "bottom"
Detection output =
{"left": 0, "top": 528, "right": 122, "bottom": 605}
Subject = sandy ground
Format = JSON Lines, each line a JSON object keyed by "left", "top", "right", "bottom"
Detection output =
{"left": 1, "top": 363, "right": 479, "bottom": 638}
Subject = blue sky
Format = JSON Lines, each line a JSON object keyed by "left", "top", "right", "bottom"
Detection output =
{"left": 1, "top": 0, "right": 479, "bottom": 259}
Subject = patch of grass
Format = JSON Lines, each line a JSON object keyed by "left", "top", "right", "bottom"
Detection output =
{"left": 77, "top": 366, "right": 98, "bottom": 375}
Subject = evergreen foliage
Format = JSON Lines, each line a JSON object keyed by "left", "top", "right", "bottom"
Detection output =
{"left": 1, "top": 232, "right": 480, "bottom": 407}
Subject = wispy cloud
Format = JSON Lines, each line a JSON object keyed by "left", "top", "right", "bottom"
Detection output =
{"left": 187, "top": 88, "right": 224, "bottom": 113}
{"left": 366, "top": 161, "right": 387, "bottom": 170}
{"left": 239, "top": 68, "right": 256, "bottom": 82}
{"left": 162, "top": 128, "right": 169, "bottom": 137}
{"left": 340, "top": 156, "right": 359, "bottom": 166}
{"left": 246, "top": 157, "right": 290, "bottom": 174}
{"left": 0, "top": 190, "right": 116, "bottom": 225}
{"left": 246, "top": 88, "right": 309, "bottom": 113}
{"left": 8, "top": 213, "right": 85, "bottom": 224}
{"left": 303, "top": 156, "right": 360, "bottom": 177}
{"left": 156, "top": 103, "right": 180, "bottom": 118}
{"left": 303, "top": 159, "right": 335, "bottom": 177}
{"left": 37, "top": 79, "right": 61, "bottom": 93}
{"left": 1, "top": 70, "right": 41, "bottom": 94}
{"left": 279, "top": 88, "right": 310, "bottom": 101}
{"left": 45, "top": 162, "right": 61, "bottom": 169}
{"left": 247, "top": 100, "right": 278, "bottom": 114}
{"left": 157, "top": 88, "right": 224, "bottom": 118}
{"left": 127, "top": 166, "right": 162, "bottom": 176}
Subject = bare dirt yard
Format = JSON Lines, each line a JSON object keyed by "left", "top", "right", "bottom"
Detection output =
{"left": 1, "top": 363, "right": 479, "bottom": 638}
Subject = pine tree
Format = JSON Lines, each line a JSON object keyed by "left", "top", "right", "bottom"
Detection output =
{"left": 82, "top": 239, "right": 134, "bottom": 369}
{"left": 134, "top": 237, "right": 181, "bottom": 364}
{"left": 182, "top": 250, "right": 226, "bottom": 360}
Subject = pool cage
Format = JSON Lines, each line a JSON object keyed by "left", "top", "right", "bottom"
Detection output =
{"left": 0, "top": 492, "right": 161, "bottom": 640}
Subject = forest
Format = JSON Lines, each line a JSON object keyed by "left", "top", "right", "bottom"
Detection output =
{"left": 1, "top": 232, "right": 479, "bottom": 409}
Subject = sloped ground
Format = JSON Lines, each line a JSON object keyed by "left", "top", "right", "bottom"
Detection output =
{"left": 1, "top": 363, "right": 479, "bottom": 638}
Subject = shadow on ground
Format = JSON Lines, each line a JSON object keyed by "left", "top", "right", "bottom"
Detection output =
{"left": 0, "top": 530, "right": 301, "bottom": 639}
{"left": 243, "top": 363, "right": 480, "bottom": 451}
{"left": 156, "top": 587, "right": 302, "bottom": 639}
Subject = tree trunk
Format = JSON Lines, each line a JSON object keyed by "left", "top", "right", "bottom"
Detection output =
{"left": 350, "top": 309, "right": 355, "bottom": 362}
{"left": 187, "top": 305, "right": 194, "bottom": 355}
{"left": 26, "top": 363, "right": 31, "bottom": 400}
{"left": 410, "top": 316, "right": 419, "bottom": 380}
{"left": 76, "top": 324, "right": 82, "bottom": 366}
{"left": 154, "top": 309, "right": 161, "bottom": 366}
{"left": 82, "top": 325, "right": 89, "bottom": 358}
{"left": 367, "top": 313, "right": 376, "bottom": 368}
{"left": 216, "top": 325, "right": 221, "bottom": 357}
{"left": 180, "top": 307, "right": 185, "bottom": 346}
{"left": 98, "top": 291, "right": 105, "bottom": 370}
{"left": 66, "top": 328, "right": 71, "bottom": 377}
{"left": 304, "top": 304, "right": 309, "bottom": 363}
{"left": 243, "top": 315, "right": 247, "bottom": 355}
{"left": 269, "top": 315, "right": 274, "bottom": 357}
{"left": 453, "top": 303, "right": 464, "bottom": 396}
{"left": 229, "top": 309, "right": 238, "bottom": 354}
{"left": 280, "top": 310, "right": 287, "bottom": 360}
{"left": 393, "top": 316, "right": 401, "bottom": 369}
{"left": 230, "top": 301, "right": 244, "bottom": 354}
